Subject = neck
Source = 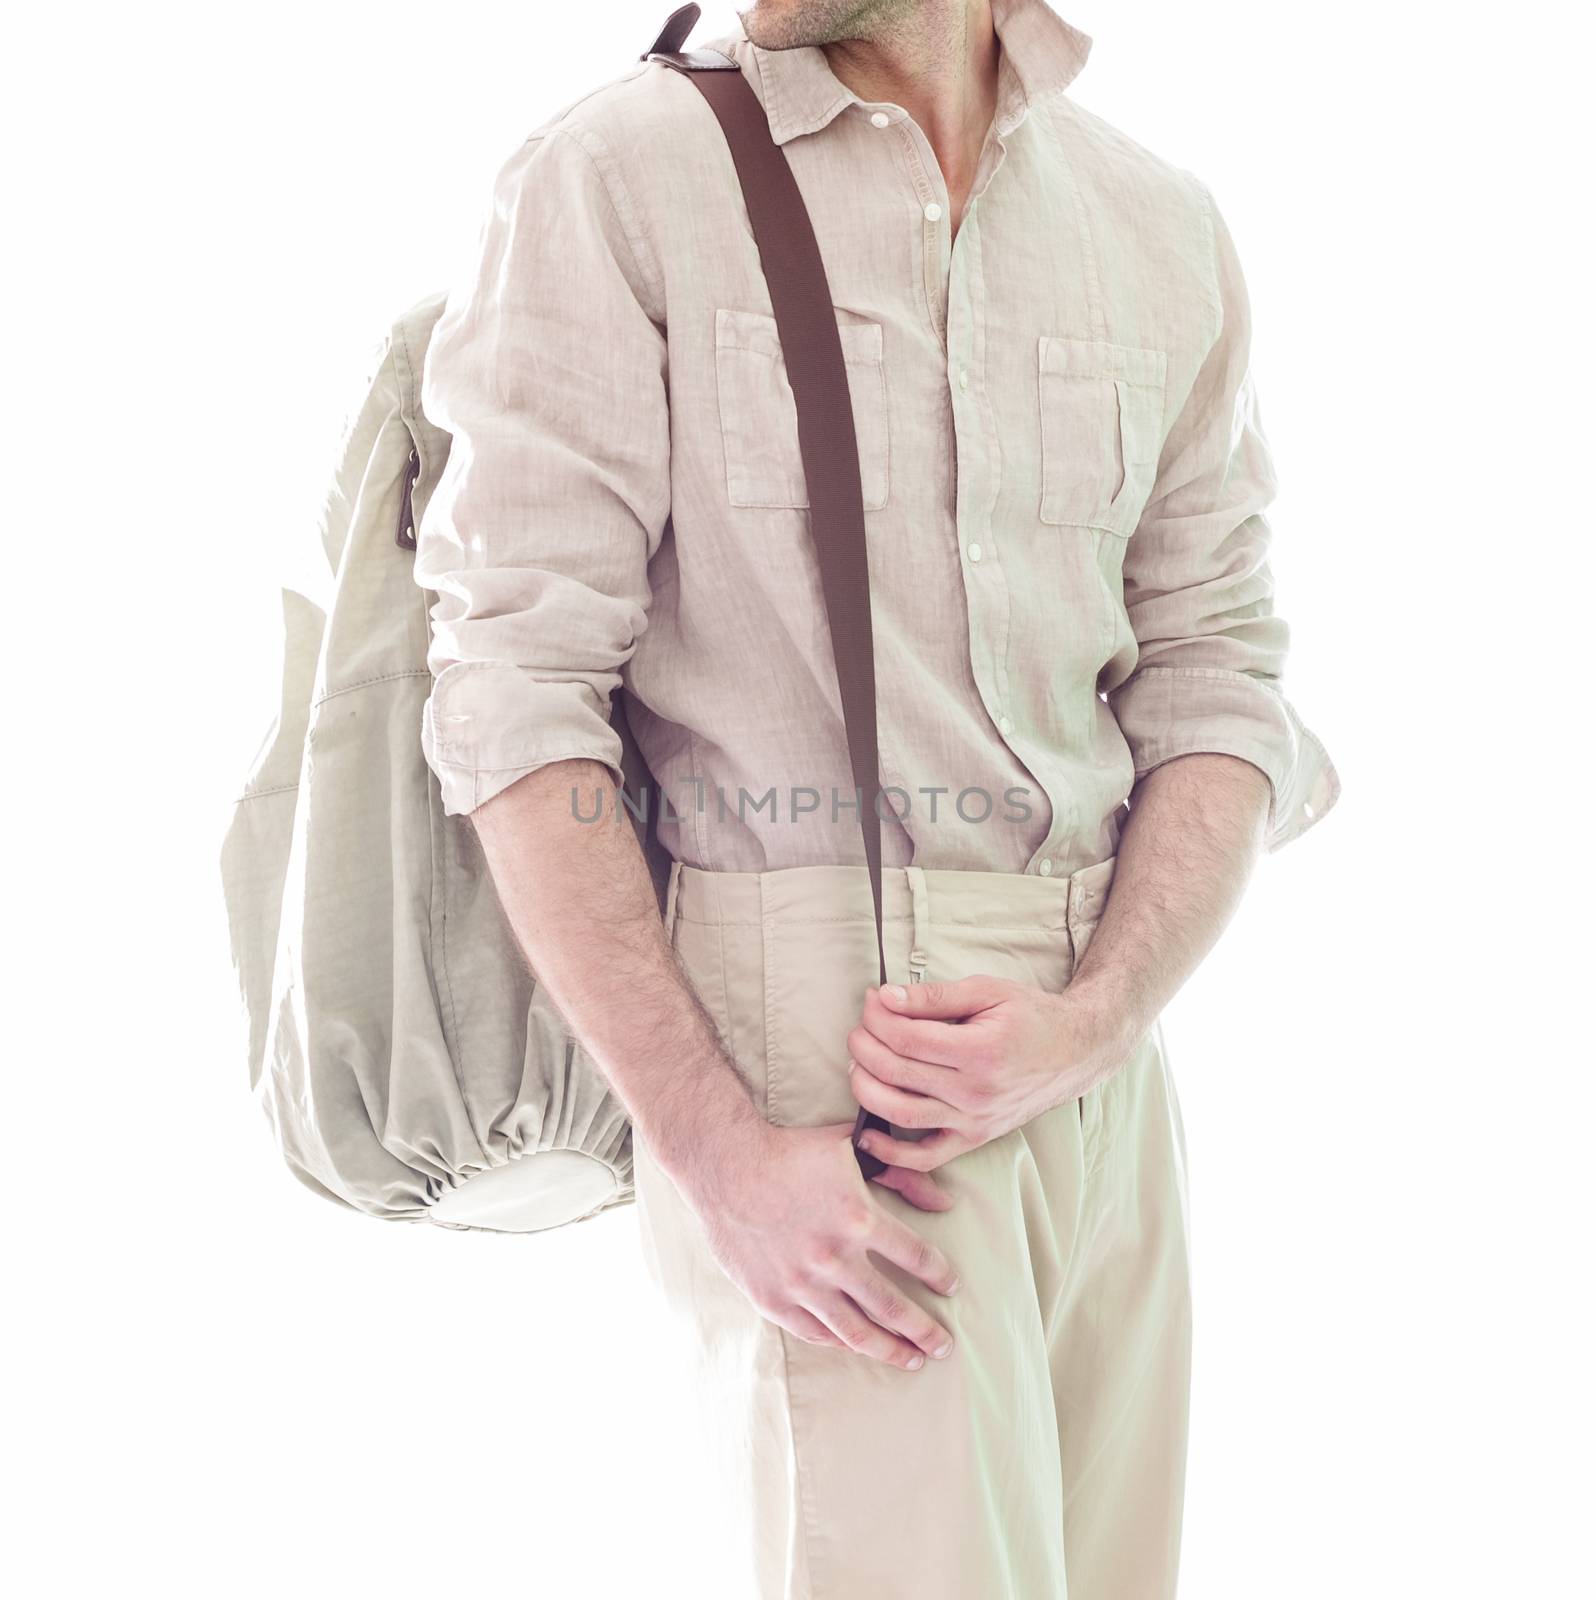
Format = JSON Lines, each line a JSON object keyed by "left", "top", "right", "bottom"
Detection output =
{"left": 822, "top": 0, "right": 1000, "bottom": 184}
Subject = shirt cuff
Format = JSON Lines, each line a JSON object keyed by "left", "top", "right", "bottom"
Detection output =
{"left": 1108, "top": 665, "right": 1340, "bottom": 852}
{"left": 420, "top": 662, "right": 627, "bottom": 818}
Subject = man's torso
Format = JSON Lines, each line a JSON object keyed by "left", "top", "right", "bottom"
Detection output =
{"left": 470, "top": 5, "right": 1224, "bottom": 877}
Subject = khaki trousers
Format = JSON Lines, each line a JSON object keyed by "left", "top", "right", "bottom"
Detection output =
{"left": 633, "top": 857, "right": 1192, "bottom": 1600}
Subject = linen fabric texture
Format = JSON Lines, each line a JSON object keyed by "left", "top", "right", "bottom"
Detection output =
{"left": 413, "top": 0, "right": 1339, "bottom": 874}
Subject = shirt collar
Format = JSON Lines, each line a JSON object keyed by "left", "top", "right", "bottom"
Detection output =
{"left": 737, "top": 0, "right": 1092, "bottom": 147}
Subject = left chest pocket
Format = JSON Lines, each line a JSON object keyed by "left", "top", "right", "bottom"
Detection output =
{"left": 715, "top": 306, "right": 890, "bottom": 511}
{"left": 1037, "top": 336, "right": 1168, "bottom": 537}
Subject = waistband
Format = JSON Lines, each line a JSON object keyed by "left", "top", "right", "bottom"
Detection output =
{"left": 665, "top": 856, "right": 1116, "bottom": 934}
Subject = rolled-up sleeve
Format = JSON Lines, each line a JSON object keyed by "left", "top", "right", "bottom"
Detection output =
{"left": 413, "top": 125, "right": 670, "bottom": 817}
{"left": 1106, "top": 182, "right": 1340, "bottom": 851}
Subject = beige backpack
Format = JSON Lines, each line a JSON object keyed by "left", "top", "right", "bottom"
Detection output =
{"left": 219, "top": 285, "right": 672, "bottom": 1234}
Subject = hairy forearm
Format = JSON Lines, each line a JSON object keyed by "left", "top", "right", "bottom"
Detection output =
{"left": 468, "top": 758, "right": 765, "bottom": 1190}
{"left": 1068, "top": 752, "right": 1271, "bottom": 1048}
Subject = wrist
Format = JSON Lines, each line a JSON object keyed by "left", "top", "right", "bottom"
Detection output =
{"left": 1056, "top": 970, "right": 1153, "bottom": 1068}
{"left": 637, "top": 1072, "right": 772, "bottom": 1204}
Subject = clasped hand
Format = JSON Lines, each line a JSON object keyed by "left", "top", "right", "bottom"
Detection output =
{"left": 847, "top": 976, "right": 1132, "bottom": 1198}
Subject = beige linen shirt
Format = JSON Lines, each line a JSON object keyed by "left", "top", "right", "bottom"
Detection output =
{"left": 413, "top": 0, "right": 1339, "bottom": 878}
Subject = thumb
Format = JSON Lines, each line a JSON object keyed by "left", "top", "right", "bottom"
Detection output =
{"left": 874, "top": 976, "right": 992, "bottom": 1021}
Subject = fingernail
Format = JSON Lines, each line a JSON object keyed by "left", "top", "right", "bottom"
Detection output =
{"left": 947, "top": 1277, "right": 962, "bottom": 1294}
{"left": 907, "top": 1353, "right": 925, "bottom": 1370}
{"left": 882, "top": 985, "right": 908, "bottom": 1004}
{"left": 932, "top": 1342, "right": 952, "bottom": 1360}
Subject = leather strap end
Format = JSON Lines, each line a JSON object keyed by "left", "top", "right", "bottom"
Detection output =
{"left": 643, "top": 3, "right": 700, "bottom": 59}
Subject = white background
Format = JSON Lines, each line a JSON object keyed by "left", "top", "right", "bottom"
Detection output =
{"left": 8, "top": 1, "right": 1591, "bottom": 1594}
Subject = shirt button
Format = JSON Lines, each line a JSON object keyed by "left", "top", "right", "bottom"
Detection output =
{"left": 957, "top": 367, "right": 969, "bottom": 391}
{"left": 1038, "top": 857, "right": 1054, "bottom": 877}
{"left": 967, "top": 541, "right": 983, "bottom": 563}
{"left": 924, "top": 201, "right": 943, "bottom": 222}
{"left": 998, "top": 715, "right": 1014, "bottom": 736}
{"left": 869, "top": 111, "right": 890, "bottom": 128}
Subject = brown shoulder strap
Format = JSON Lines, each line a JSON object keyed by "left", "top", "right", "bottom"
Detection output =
{"left": 643, "top": 7, "right": 892, "bottom": 1175}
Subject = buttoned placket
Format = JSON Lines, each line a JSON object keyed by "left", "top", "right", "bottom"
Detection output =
{"left": 861, "top": 94, "right": 1068, "bottom": 878}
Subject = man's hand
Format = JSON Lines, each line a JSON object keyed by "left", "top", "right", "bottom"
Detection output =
{"left": 677, "top": 1115, "right": 964, "bottom": 1372}
{"left": 848, "top": 750, "right": 1274, "bottom": 1177}
{"left": 845, "top": 978, "right": 1136, "bottom": 1174}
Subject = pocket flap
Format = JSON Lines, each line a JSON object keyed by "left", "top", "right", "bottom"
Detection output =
{"left": 717, "top": 306, "right": 884, "bottom": 368}
{"left": 1038, "top": 335, "right": 1167, "bottom": 389}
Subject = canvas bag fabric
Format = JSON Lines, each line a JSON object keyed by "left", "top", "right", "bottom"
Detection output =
{"left": 218, "top": 288, "right": 664, "bottom": 1232}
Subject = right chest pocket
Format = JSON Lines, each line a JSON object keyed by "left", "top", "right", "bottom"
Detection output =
{"left": 1037, "top": 335, "right": 1168, "bottom": 537}
{"left": 713, "top": 306, "right": 891, "bottom": 511}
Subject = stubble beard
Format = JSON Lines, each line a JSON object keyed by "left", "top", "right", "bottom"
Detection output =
{"left": 735, "top": 0, "right": 921, "bottom": 51}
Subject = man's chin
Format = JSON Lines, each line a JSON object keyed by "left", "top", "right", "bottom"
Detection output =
{"left": 735, "top": 0, "right": 859, "bottom": 52}
{"left": 734, "top": 2, "right": 799, "bottom": 51}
